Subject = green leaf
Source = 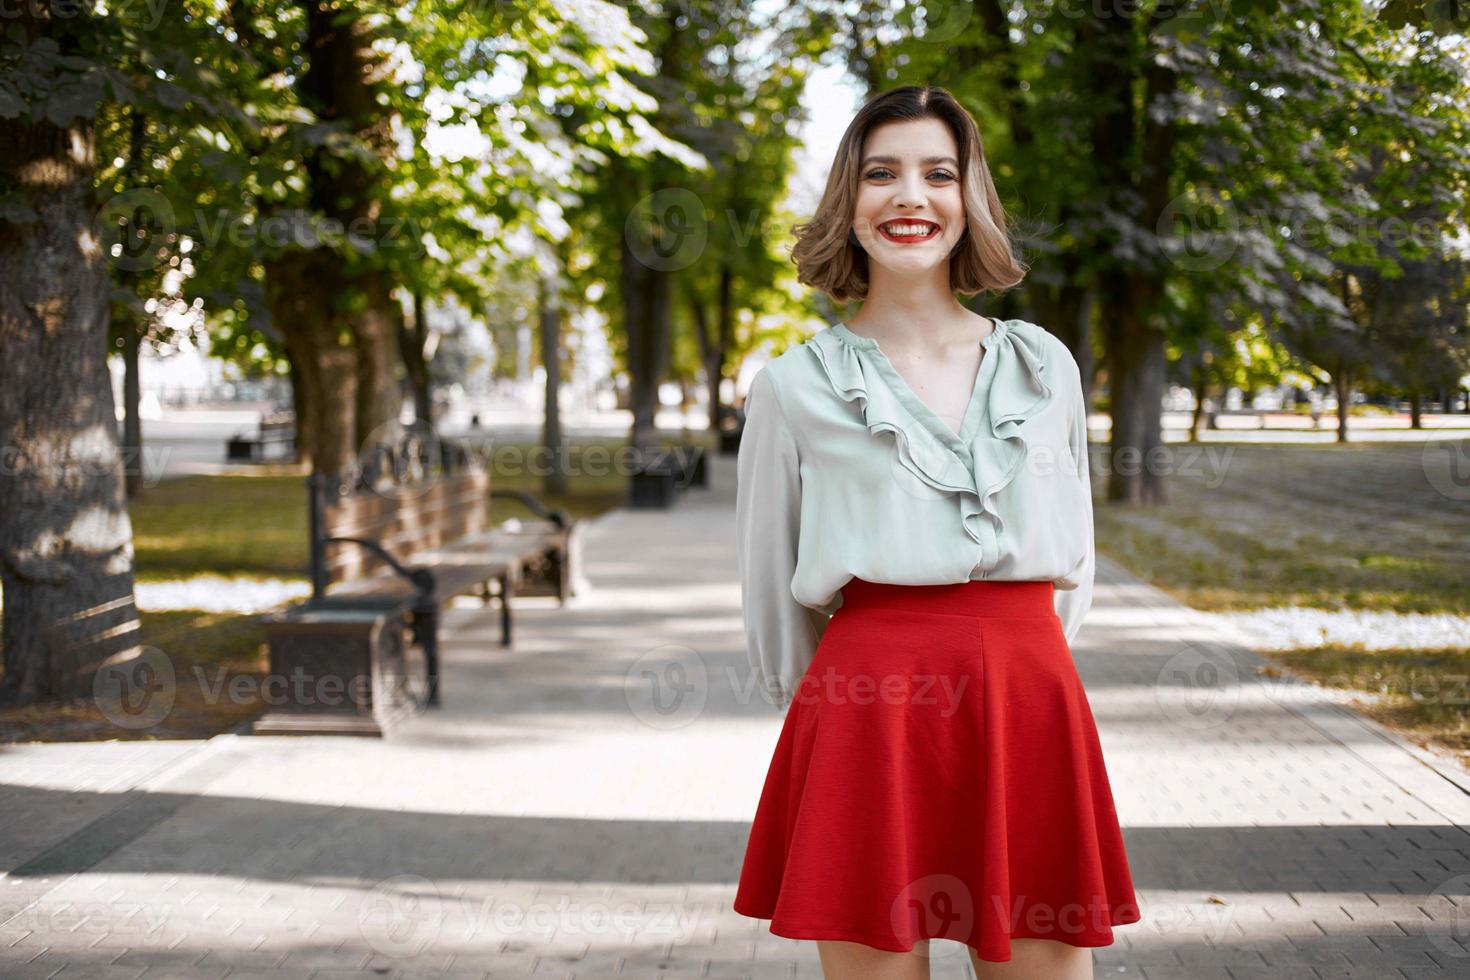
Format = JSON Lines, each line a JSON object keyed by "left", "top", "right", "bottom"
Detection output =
{"left": 0, "top": 87, "right": 23, "bottom": 119}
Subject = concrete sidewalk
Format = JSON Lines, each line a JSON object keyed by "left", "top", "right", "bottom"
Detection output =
{"left": 1, "top": 451, "right": 1468, "bottom": 979}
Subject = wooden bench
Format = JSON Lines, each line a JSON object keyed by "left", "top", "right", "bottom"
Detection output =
{"left": 629, "top": 442, "right": 708, "bottom": 509}
{"left": 226, "top": 412, "right": 295, "bottom": 463}
{"left": 718, "top": 405, "right": 745, "bottom": 455}
{"left": 251, "top": 450, "right": 577, "bottom": 736}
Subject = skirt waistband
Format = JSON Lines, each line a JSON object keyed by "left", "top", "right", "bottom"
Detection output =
{"left": 837, "top": 577, "right": 1056, "bottom": 618}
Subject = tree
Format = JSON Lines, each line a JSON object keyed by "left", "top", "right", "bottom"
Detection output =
{"left": 0, "top": 5, "right": 139, "bottom": 703}
{"left": 870, "top": 0, "right": 1470, "bottom": 496}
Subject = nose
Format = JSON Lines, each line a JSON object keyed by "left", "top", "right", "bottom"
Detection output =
{"left": 891, "top": 171, "right": 929, "bottom": 210}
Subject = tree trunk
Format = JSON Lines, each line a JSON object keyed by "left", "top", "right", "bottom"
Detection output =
{"left": 691, "top": 295, "right": 720, "bottom": 435}
{"left": 1335, "top": 357, "right": 1351, "bottom": 443}
{"left": 621, "top": 231, "right": 672, "bottom": 452}
{"left": 713, "top": 264, "right": 734, "bottom": 433}
{"left": 266, "top": 253, "right": 359, "bottom": 477}
{"left": 287, "top": 352, "right": 312, "bottom": 465}
{"left": 265, "top": 0, "right": 400, "bottom": 473}
{"left": 399, "top": 290, "right": 434, "bottom": 429}
{"left": 1084, "top": 4, "right": 1169, "bottom": 505}
{"left": 1102, "top": 283, "right": 1169, "bottom": 504}
{"left": 121, "top": 327, "right": 144, "bottom": 497}
{"left": 1408, "top": 388, "right": 1421, "bottom": 429}
{"left": 0, "top": 11, "right": 141, "bottom": 705}
{"left": 538, "top": 274, "right": 568, "bottom": 496}
{"left": 1190, "top": 362, "right": 1208, "bottom": 444}
{"left": 116, "top": 104, "right": 148, "bottom": 498}
{"left": 353, "top": 271, "right": 402, "bottom": 448}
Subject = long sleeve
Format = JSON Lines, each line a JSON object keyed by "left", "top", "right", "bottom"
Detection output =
{"left": 735, "top": 367, "right": 822, "bottom": 710}
{"left": 1053, "top": 374, "right": 1095, "bottom": 647}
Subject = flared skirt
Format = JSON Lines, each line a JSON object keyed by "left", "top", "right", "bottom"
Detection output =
{"left": 732, "top": 577, "right": 1142, "bottom": 962}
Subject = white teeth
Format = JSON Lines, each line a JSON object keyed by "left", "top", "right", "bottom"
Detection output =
{"left": 881, "top": 223, "right": 937, "bottom": 237}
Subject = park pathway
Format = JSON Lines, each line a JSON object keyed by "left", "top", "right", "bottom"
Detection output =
{"left": 1, "top": 451, "right": 1469, "bottom": 979}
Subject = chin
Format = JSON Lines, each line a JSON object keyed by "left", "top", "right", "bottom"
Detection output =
{"left": 873, "top": 252, "right": 948, "bottom": 275}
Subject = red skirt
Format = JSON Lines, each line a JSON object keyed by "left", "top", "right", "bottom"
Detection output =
{"left": 733, "top": 577, "right": 1141, "bottom": 962}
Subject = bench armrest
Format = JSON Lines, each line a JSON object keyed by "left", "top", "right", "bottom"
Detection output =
{"left": 322, "top": 536, "right": 436, "bottom": 599}
{"left": 490, "top": 488, "right": 571, "bottom": 529}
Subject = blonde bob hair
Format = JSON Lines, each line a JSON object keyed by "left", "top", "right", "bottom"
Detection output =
{"left": 792, "top": 85, "right": 1026, "bottom": 304}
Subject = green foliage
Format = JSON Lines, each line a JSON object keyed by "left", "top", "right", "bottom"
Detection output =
{"left": 1378, "top": 0, "right": 1470, "bottom": 32}
{"left": 9, "top": 0, "right": 1467, "bottom": 417}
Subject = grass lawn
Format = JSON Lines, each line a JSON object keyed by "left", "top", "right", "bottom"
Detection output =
{"left": 128, "top": 434, "right": 667, "bottom": 582}
{"left": 1093, "top": 438, "right": 1470, "bottom": 770}
{"left": 130, "top": 471, "right": 309, "bottom": 582}
{"left": 1093, "top": 440, "right": 1470, "bottom": 615}
{"left": 1, "top": 433, "right": 676, "bottom": 741}
{"left": 1261, "top": 648, "right": 1470, "bottom": 772}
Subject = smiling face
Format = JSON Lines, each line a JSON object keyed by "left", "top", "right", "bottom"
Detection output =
{"left": 849, "top": 116, "right": 968, "bottom": 278}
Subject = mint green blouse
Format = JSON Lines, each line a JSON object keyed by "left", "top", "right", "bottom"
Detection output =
{"left": 734, "top": 317, "right": 1095, "bottom": 709}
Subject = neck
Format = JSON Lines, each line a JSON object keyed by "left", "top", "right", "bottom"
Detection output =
{"left": 846, "top": 262, "right": 989, "bottom": 349}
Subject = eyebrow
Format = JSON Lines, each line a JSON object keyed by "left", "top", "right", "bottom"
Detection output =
{"left": 860, "top": 154, "right": 960, "bottom": 168}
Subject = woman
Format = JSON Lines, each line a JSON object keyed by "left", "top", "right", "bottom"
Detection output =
{"left": 731, "top": 86, "right": 1141, "bottom": 980}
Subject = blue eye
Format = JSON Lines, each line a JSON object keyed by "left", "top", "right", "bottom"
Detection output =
{"left": 864, "top": 168, "right": 956, "bottom": 181}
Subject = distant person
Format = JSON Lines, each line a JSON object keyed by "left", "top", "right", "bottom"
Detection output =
{"left": 732, "top": 86, "right": 1138, "bottom": 977}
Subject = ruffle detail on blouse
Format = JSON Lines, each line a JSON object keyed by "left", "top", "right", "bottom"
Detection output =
{"left": 808, "top": 320, "right": 1053, "bottom": 549}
